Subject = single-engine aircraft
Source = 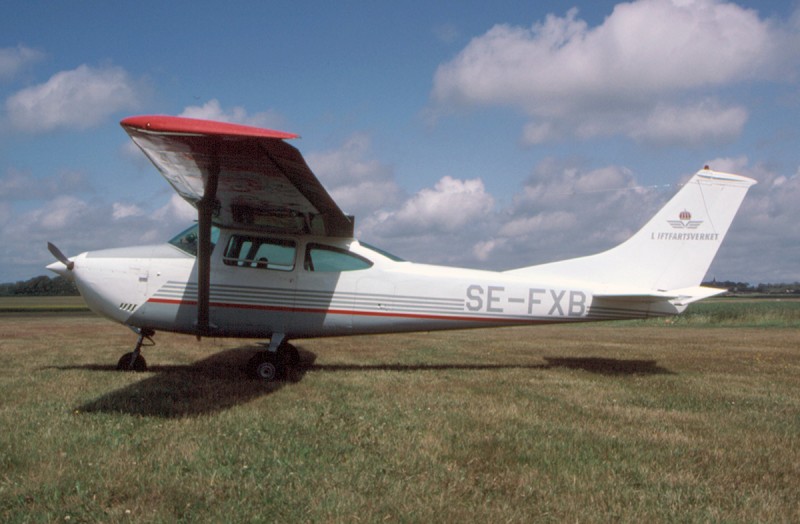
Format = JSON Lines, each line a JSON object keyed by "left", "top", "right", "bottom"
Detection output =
{"left": 47, "top": 115, "right": 756, "bottom": 381}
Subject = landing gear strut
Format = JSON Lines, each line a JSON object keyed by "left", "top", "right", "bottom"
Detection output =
{"left": 248, "top": 335, "right": 300, "bottom": 381}
{"left": 117, "top": 328, "right": 155, "bottom": 372}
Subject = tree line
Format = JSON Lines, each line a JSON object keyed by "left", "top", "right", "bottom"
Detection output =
{"left": 0, "top": 275, "right": 79, "bottom": 296}
{"left": 703, "top": 280, "right": 800, "bottom": 295}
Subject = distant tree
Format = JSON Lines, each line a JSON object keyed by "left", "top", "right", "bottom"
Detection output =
{"left": 0, "top": 275, "right": 79, "bottom": 296}
{"left": 702, "top": 280, "right": 754, "bottom": 293}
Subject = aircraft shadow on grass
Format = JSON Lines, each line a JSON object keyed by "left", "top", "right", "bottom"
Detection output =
{"left": 56, "top": 348, "right": 672, "bottom": 418}
{"left": 316, "top": 357, "right": 674, "bottom": 376}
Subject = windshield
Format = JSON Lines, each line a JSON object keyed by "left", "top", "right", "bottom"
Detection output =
{"left": 359, "top": 241, "right": 405, "bottom": 262}
{"left": 168, "top": 224, "right": 220, "bottom": 256}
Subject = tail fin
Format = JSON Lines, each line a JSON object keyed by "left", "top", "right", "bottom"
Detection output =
{"left": 506, "top": 168, "right": 756, "bottom": 297}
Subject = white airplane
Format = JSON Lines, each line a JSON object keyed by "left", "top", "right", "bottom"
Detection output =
{"left": 47, "top": 115, "right": 756, "bottom": 381}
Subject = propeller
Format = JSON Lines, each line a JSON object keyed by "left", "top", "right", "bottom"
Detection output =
{"left": 47, "top": 242, "right": 74, "bottom": 270}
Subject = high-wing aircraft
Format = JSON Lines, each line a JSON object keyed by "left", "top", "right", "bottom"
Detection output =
{"left": 47, "top": 115, "right": 756, "bottom": 381}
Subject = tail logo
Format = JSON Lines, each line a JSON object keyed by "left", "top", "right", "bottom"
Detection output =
{"left": 668, "top": 210, "right": 703, "bottom": 229}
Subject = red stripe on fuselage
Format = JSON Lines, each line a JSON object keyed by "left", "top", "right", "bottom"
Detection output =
{"left": 146, "top": 297, "right": 543, "bottom": 324}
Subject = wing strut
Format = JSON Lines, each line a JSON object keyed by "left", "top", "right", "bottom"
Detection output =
{"left": 196, "top": 139, "right": 220, "bottom": 339}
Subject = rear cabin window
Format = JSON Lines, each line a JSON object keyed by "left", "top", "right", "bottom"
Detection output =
{"left": 224, "top": 236, "right": 296, "bottom": 271}
{"left": 304, "top": 244, "right": 373, "bottom": 272}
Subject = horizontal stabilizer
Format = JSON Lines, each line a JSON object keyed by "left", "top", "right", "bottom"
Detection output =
{"left": 595, "top": 285, "right": 727, "bottom": 306}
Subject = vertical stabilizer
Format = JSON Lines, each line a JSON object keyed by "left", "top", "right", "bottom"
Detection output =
{"left": 506, "top": 168, "right": 756, "bottom": 293}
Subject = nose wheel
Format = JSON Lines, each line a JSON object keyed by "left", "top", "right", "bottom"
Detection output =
{"left": 117, "top": 329, "right": 154, "bottom": 372}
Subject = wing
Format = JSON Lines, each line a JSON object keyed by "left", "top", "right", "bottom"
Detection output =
{"left": 120, "top": 115, "right": 353, "bottom": 237}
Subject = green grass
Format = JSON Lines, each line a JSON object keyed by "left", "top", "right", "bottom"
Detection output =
{"left": 679, "top": 298, "right": 800, "bottom": 327}
{"left": 0, "top": 296, "right": 88, "bottom": 313}
{"left": 621, "top": 297, "right": 800, "bottom": 328}
{"left": 1, "top": 303, "right": 799, "bottom": 522}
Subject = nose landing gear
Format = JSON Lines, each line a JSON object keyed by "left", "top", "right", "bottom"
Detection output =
{"left": 117, "top": 328, "right": 155, "bottom": 372}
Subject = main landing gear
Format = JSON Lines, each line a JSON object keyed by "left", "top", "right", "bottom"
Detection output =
{"left": 117, "top": 328, "right": 155, "bottom": 372}
{"left": 247, "top": 334, "right": 300, "bottom": 381}
{"left": 114, "top": 329, "right": 299, "bottom": 381}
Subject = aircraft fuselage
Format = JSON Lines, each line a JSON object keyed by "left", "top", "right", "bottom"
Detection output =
{"left": 56, "top": 225, "right": 679, "bottom": 341}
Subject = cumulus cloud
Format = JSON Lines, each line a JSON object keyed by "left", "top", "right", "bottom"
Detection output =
{"left": 364, "top": 176, "right": 494, "bottom": 238}
{"left": 3, "top": 191, "right": 199, "bottom": 279}
{"left": 704, "top": 158, "right": 800, "bottom": 282}
{"left": 628, "top": 100, "right": 748, "bottom": 146}
{"left": 0, "top": 44, "right": 44, "bottom": 81}
{"left": 306, "top": 134, "right": 402, "bottom": 217}
{"left": 5, "top": 64, "right": 143, "bottom": 133}
{"left": 432, "top": 0, "right": 793, "bottom": 145}
{"left": 474, "top": 162, "right": 663, "bottom": 267}
{"left": 111, "top": 202, "right": 145, "bottom": 220}
{"left": 152, "top": 194, "right": 197, "bottom": 223}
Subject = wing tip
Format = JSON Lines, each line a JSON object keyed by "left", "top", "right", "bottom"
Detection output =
{"left": 120, "top": 115, "right": 299, "bottom": 140}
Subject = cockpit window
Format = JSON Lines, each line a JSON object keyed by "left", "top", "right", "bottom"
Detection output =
{"left": 224, "top": 235, "right": 296, "bottom": 271}
{"left": 359, "top": 241, "right": 405, "bottom": 262}
{"left": 168, "top": 224, "right": 220, "bottom": 256}
{"left": 304, "top": 244, "right": 373, "bottom": 272}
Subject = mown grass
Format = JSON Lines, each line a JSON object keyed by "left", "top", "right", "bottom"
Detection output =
{"left": 0, "top": 303, "right": 799, "bottom": 522}
{"left": 629, "top": 297, "right": 800, "bottom": 328}
{"left": 0, "top": 296, "right": 88, "bottom": 313}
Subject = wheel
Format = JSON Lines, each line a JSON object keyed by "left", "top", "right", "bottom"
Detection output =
{"left": 116, "top": 352, "right": 147, "bottom": 372}
{"left": 248, "top": 351, "right": 283, "bottom": 381}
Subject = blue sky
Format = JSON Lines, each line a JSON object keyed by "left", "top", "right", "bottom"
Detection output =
{"left": 2, "top": 0, "right": 799, "bottom": 283}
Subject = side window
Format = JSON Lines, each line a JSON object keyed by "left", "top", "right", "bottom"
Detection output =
{"left": 223, "top": 236, "right": 296, "bottom": 271}
{"left": 304, "top": 244, "right": 373, "bottom": 272}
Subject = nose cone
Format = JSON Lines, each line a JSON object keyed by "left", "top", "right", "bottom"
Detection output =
{"left": 47, "top": 260, "right": 73, "bottom": 279}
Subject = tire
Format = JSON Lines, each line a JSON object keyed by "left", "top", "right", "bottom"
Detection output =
{"left": 248, "top": 351, "right": 283, "bottom": 381}
{"left": 116, "top": 352, "right": 147, "bottom": 372}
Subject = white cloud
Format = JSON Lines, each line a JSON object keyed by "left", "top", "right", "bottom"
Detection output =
{"left": 497, "top": 211, "right": 577, "bottom": 237}
{"left": 37, "top": 195, "right": 90, "bottom": 231}
{"left": 473, "top": 238, "right": 506, "bottom": 261}
{"left": 306, "top": 134, "right": 402, "bottom": 217}
{"left": 5, "top": 64, "right": 142, "bottom": 133}
{"left": 629, "top": 100, "right": 748, "bottom": 146}
{"left": 432, "top": 0, "right": 792, "bottom": 145}
{"left": 365, "top": 176, "right": 494, "bottom": 237}
{"left": 152, "top": 194, "right": 197, "bottom": 223}
{"left": 0, "top": 44, "right": 44, "bottom": 81}
{"left": 112, "top": 202, "right": 144, "bottom": 220}
{"left": 3, "top": 192, "right": 198, "bottom": 280}
{"left": 481, "top": 162, "right": 663, "bottom": 269}
{"left": 179, "top": 99, "right": 285, "bottom": 129}
{"left": 697, "top": 160, "right": 800, "bottom": 282}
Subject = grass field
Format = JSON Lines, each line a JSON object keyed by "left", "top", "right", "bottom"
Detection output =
{"left": 0, "top": 296, "right": 88, "bottom": 313}
{"left": 1, "top": 301, "right": 799, "bottom": 522}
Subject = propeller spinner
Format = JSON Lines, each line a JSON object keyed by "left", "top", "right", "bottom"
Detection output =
{"left": 47, "top": 242, "right": 75, "bottom": 271}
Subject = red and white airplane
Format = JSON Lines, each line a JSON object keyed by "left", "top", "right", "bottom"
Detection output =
{"left": 47, "top": 115, "right": 756, "bottom": 380}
